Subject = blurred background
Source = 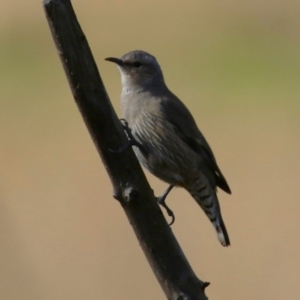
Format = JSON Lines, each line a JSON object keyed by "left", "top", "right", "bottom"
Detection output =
{"left": 1, "top": 0, "right": 299, "bottom": 299}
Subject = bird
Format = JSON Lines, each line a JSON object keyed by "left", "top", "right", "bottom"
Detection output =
{"left": 105, "top": 50, "right": 231, "bottom": 246}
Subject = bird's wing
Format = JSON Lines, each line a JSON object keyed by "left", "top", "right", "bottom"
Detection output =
{"left": 161, "top": 93, "right": 231, "bottom": 194}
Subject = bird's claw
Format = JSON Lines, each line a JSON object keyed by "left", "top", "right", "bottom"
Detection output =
{"left": 157, "top": 195, "right": 175, "bottom": 226}
{"left": 109, "top": 119, "right": 144, "bottom": 153}
{"left": 109, "top": 140, "right": 135, "bottom": 153}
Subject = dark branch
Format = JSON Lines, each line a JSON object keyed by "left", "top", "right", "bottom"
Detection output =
{"left": 43, "top": 0, "right": 208, "bottom": 299}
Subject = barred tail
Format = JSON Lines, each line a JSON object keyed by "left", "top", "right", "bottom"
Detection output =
{"left": 188, "top": 180, "right": 230, "bottom": 247}
{"left": 213, "top": 216, "right": 230, "bottom": 247}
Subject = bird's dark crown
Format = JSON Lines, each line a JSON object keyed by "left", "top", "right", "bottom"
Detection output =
{"left": 121, "top": 50, "right": 157, "bottom": 68}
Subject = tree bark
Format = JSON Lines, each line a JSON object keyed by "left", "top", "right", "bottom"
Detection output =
{"left": 43, "top": 0, "right": 209, "bottom": 299}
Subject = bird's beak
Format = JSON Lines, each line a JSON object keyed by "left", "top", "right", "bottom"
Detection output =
{"left": 105, "top": 57, "right": 124, "bottom": 66}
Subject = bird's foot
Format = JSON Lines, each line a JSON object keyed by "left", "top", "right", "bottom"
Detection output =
{"left": 157, "top": 185, "right": 175, "bottom": 226}
{"left": 110, "top": 119, "right": 144, "bottom": 153}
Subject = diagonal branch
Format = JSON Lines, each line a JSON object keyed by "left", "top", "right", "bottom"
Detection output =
{"left": 43, "top": 0, "right": 209, "bottom": 299}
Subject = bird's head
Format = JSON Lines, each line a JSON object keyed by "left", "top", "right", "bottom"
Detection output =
{"left": 105, "top": 50, "right": 165, "bottom": 89}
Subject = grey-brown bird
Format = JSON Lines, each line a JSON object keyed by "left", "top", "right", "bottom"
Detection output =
{"left": 106, "top": 50, "right": 231, "bottom": 246}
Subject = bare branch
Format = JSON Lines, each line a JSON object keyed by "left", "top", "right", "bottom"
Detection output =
{"left": 43, "top": 0, "right": 209, "bottom": 299}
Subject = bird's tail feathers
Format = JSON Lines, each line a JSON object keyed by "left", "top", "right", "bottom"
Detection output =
{"left": 188, "top": 181, "right": 230, "bottom": 247}
{"left": 213, "top": 217, "right": 230, "bottom": 247}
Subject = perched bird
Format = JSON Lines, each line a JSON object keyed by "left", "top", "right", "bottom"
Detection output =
{"left": 106, "top": 50, "right": 231, "bottom": 246}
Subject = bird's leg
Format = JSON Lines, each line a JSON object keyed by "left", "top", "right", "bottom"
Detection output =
{"left": 157, "top": 185, "right": 175, "bottom": 226}
{"left": 110, "top": 119, "right": 144, "bottom": 153}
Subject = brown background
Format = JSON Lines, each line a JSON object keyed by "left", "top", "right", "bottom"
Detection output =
{"left": 1, "top": 1, "right": 299, "bottom": 299}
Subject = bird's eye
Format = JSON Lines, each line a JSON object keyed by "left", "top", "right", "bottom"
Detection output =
{"left": 132, "top": 62, "right": 142, "bottom": 68}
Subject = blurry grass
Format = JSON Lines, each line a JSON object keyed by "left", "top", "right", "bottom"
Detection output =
{"left": 0, "top": 24, "right": 77, "bottom": 137}
{"left": 0, "top": 26, "right": 63, "bottom": 98}
{"left": 177, "top": 23, "right": 300, "bottom": 108}
{"left": 202, "top": 32, "right": 300, "bottom": 100}
{"left": 1, "top": 8, "right": 299, "bottom": 114}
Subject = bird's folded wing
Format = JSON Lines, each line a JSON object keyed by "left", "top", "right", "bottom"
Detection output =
{"left": 161, "top": 93, "right": 231, "bottom": 194}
